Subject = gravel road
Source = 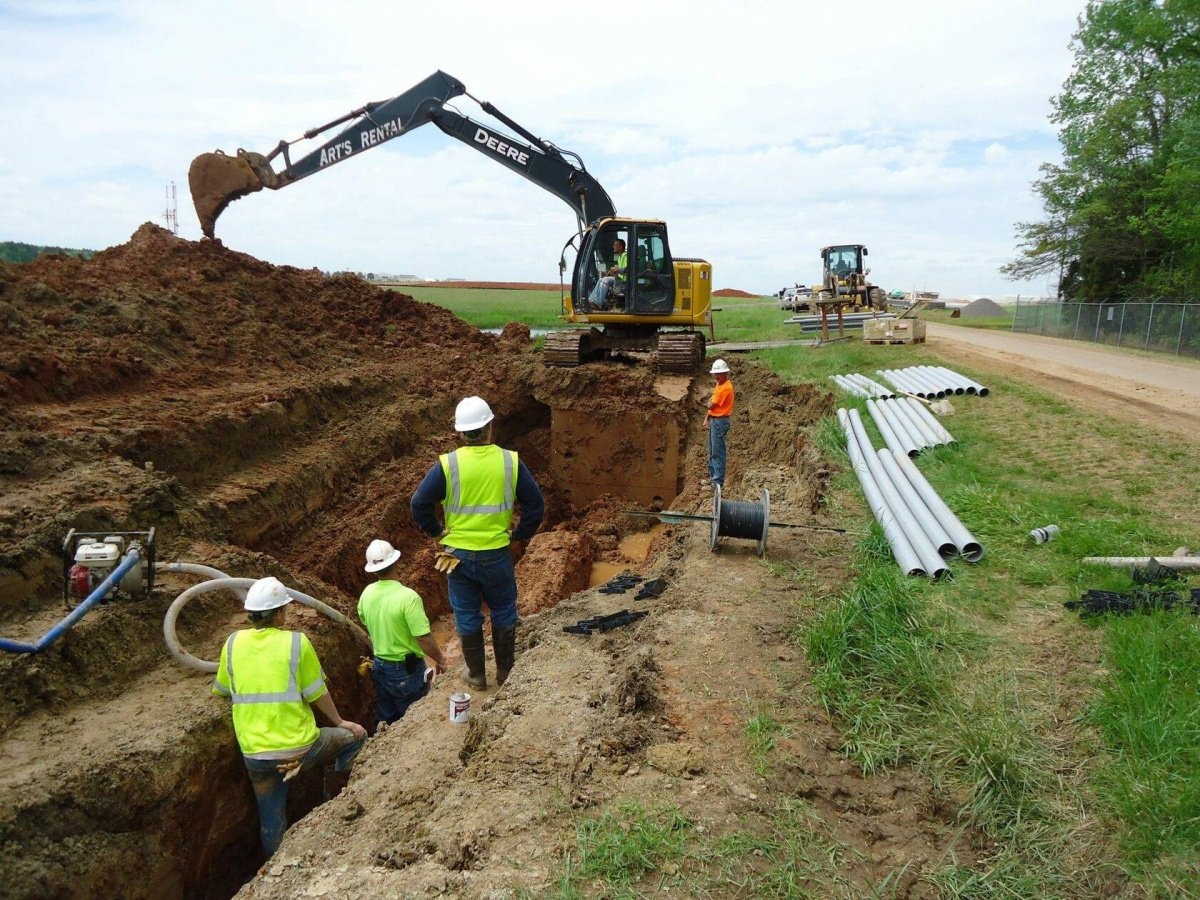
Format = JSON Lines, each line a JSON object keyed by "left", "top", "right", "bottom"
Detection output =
{"left": 926, "top": 322, "right": 1200, "bottom": 437}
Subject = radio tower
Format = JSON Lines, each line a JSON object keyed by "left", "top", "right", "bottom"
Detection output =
{"left": 162, "top": 181, "right": 179, "bottom": 235}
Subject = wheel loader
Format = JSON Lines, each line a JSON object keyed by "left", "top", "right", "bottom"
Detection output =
{"left": 808, "top": 244, "right": 888, "bottom": 312}
{"left": 188, "top": 71, "right": 711, "bottom": 372}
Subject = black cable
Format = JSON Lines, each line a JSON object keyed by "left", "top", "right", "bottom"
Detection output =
{"left": 717, "top": 498, "right": 767, "bottom": 541}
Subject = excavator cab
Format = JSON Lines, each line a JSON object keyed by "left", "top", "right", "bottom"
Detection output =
{"left": 576, "top": 222, "right": 675, "bottom": 315}
{"left": 545, "top": 217, "right": 709, "bottom": 371}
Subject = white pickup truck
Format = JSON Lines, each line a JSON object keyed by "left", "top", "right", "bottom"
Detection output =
{"left": 778, "top": 285, "right": 814, "bottom": 311}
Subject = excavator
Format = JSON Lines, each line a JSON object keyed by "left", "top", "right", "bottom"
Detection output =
{"left": 188, "top": 71, "right": 711, "bottom": 372}
{"left": 810, "top": 244, "right": 888, "bottom": 311}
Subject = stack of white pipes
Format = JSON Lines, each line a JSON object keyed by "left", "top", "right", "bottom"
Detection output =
{"left": 866, "top": 397, "right": 956, "bottom": 457}
{"left": 829, "top": 373, "right": 895, "bottom": 399}
{"left": 838, "top": 408, "right": 984, "bottom": 577}
{"left": 878, "top": 366, "right": 989, "bottom": 398}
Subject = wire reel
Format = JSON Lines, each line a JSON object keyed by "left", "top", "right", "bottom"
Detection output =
{"left": 709, "top": 486, "right": 771, "bottom": 556}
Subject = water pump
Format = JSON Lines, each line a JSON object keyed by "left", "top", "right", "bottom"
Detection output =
{"left": 62, "top": 528, "right": 157, "bottom": 609}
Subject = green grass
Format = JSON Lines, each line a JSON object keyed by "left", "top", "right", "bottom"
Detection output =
{"left": 717, "top": 331, "right": 1200, "bottom": 894}
{"left": 744, "top": 709, "right": 789, "bottom": 775}
{"left": 389, "top": 284, "right": 566, "bottom": 329}
{"left": 711, "top": 798, "right": 859, "bottom": 898}
{"left": 1087, "top": 609, "right": 1200, "bottom": 895}
{"left": 923, "top": 307, "right": 1015, "bottom": 330}
{"left": 555, "top": 802, "right": 694, "bottom": 898}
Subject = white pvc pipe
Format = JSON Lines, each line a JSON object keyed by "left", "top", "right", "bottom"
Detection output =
{"left": 887, "top": 398, "right": 941, "bottom": 449}
{"left": 911, "top": 366, "right": 962, "bottom": 395}
{"left": 875, "top": 396, "right": 925, "bottom": 453}
{"left": 848, "top": 411, "right": 948, "bottom": 578}
{"left": 905, "top": 397, "right": 956, "bottom": 445}
{"left": 932, "top": 365, "right": 988, "bottom": 396}
{"left": 890, "top": 451, "right": 984, "bottom": 562}
{"left": 838, "top": 409, "right": 924, "bottom": 576}
{"left": 875, "top": 449, "right": 956, "bottom": 558}
{"left": 880, "top": 368, "right": 934, "bottom": 399}
{"left": 866, "top": 398, "right": 917, "bottom": 458}
{"left": 849, "top": 373, "right": 894, "bottom": 399}
{"left": 831, "top": 375, "right": 869, "bottom": 398}
{"left": 902, "top": 367, "right": 949, "bottom": 398}
{"left": 875, "top": 368, "right": 916, "bottom": 397}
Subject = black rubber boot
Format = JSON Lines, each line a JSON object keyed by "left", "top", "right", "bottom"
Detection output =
{"left": 493, "top": 624, "right": 517, "bottom": 686}
{"left": 460, "top": 631, "right": 487, "bottom": 689}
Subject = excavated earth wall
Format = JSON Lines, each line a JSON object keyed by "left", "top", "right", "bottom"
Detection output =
{"left": 0, "top": 226, "right": 975, "bottom": 898}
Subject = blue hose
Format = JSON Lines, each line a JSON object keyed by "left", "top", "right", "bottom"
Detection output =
{"left": 0, "top": 549, "right": 142, "bottom": 654}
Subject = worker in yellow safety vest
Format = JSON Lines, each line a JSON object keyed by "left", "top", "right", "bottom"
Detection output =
{"left": 410, "top": 396, "right": 544, "bottom": 689}
{"left": 213, "top": 576, "right": 367, "bottom": 858}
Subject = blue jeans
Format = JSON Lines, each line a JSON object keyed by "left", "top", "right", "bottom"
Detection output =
{"left": 708, "top": 416, "right": 731, "bottom": 486}
{"left": 444, "top": 546, "right": 519, "bottom": 635}
{"left": 371, "top": 657, "right": 429, "bottom": 724}
{"left": 244, "top": 726, "right": 363, "bottom": 857}
{"left": 588, "top": 277, "right": 621, "bottom": 309}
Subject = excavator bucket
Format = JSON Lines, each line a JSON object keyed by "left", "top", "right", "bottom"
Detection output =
{"left": 188, "top": 151, "right": 266, "bottom": 238}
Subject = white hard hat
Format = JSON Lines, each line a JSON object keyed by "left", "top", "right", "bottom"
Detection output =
{"left": 364, "top": 538, "right": 402, "bottom": 573}
{"left": 710, "top": 358, "right": 730, "bottom": 374}
{"left": 454, "top": 395, "right": 495, "bottom": 432}
{"left": 245, "top": 576, "right": 293, "bottom": 612}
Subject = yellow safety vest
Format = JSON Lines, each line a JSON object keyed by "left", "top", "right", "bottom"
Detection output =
{"left": 439, "top": 445, "right": 517, "bottom": 551}
{"left": 212, "top": 628, "right": 327, "bottom": 758}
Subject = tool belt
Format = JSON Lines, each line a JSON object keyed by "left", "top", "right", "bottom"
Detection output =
{"left": 374, "top": 653, "right": 424, "bottom": 675}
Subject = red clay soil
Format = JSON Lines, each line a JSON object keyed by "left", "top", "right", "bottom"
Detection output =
{"left": 712, "top": 288, "right": 757, "bottom": 298}
{"left": 0, "top": 225, "right": 985, "bottom": 899}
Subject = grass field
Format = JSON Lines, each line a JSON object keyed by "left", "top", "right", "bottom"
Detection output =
{"left": 419, "top": 288, "right": 1200, "bottom": 896}
{"left": 392, "top": 284, "right": 566, "bottom": 330}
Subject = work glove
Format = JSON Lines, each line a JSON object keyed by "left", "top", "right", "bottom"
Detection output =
{"left": 434, "top": 549, "right": 461, "bottom": 574}
{"left": 357, "top": 656, "right": 374, "bottom": 677}
{"left": 277, "top": 758, "right": 305, "bottom": 782}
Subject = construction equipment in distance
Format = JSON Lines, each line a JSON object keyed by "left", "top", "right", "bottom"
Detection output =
{"left": 809, "top": 244, "right": 888, "bottom": 312}
{"left": 188, "top": 70, "right": 711, "bottom": 373}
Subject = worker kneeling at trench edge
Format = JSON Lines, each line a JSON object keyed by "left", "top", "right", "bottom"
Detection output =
{"left": 410, "top": 396, "right": 545, "bottom": 689}
{"left": 212, "top": 576, "right": 368, "bottom": 858}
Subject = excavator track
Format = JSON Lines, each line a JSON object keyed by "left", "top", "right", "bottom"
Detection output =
{"left": 656, "top": 332, "right": 706, "bottom": 374}
{"left": 544, "top": 330, "right": 590, "bottom": 367}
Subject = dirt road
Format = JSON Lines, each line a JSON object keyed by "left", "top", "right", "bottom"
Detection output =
{"left": 925, "top": 322, "right": 1200, "bottom": 438}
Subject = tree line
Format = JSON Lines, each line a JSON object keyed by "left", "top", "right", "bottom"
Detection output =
{"left": 0, "top": 241, "right": 96, "bottom": 264}
{"left": 1004, "top": 0, "right": 1200, "bottom": 303}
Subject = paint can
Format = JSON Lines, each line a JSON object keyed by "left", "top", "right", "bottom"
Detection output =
{"left": 1029, "top": 524, "right": 1060, "bottom": 544}
{"left": 449, "top": 691, "right": 471, "bottom": 724}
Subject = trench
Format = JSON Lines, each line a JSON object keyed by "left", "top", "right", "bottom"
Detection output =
{"left": 0, "top": 368, "right": 695, "bottom": 900}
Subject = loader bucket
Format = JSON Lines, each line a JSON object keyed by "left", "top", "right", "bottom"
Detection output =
{"left": 188, "top": 151, "right": 265, "bottom": 238}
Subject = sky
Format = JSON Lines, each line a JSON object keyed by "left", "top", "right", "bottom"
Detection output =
{"left": 0, "top": 1, "right": 1084, "bottom": 298}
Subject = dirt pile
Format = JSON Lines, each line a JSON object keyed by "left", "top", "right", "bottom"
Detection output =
{"left": 0, "top": 223, "right": 486, "bottom": 406}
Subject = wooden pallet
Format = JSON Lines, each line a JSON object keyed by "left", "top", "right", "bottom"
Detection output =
{"left": 865, "top": 336, "right": 927, "bottom": 345}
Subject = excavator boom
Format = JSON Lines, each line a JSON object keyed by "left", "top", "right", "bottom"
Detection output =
{"left": 189, "top": 70, "right": 614, "bottom": 237}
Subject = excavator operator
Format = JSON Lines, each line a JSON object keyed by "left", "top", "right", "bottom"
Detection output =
{"left": 588, "top": 238, "right": 627, "bottom": 310}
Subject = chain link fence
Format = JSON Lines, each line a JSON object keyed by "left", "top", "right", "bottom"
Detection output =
{"left": 1011, "top": 299, "right": 1200, "bottom": 359}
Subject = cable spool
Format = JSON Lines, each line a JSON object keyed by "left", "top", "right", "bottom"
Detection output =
{"left": 710, "top": 487, "right": 771, "bottom": 556}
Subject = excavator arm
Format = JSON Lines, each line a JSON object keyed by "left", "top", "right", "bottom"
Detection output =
{"left": 189, "top": 70, "right": 616, "bottom": 238}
